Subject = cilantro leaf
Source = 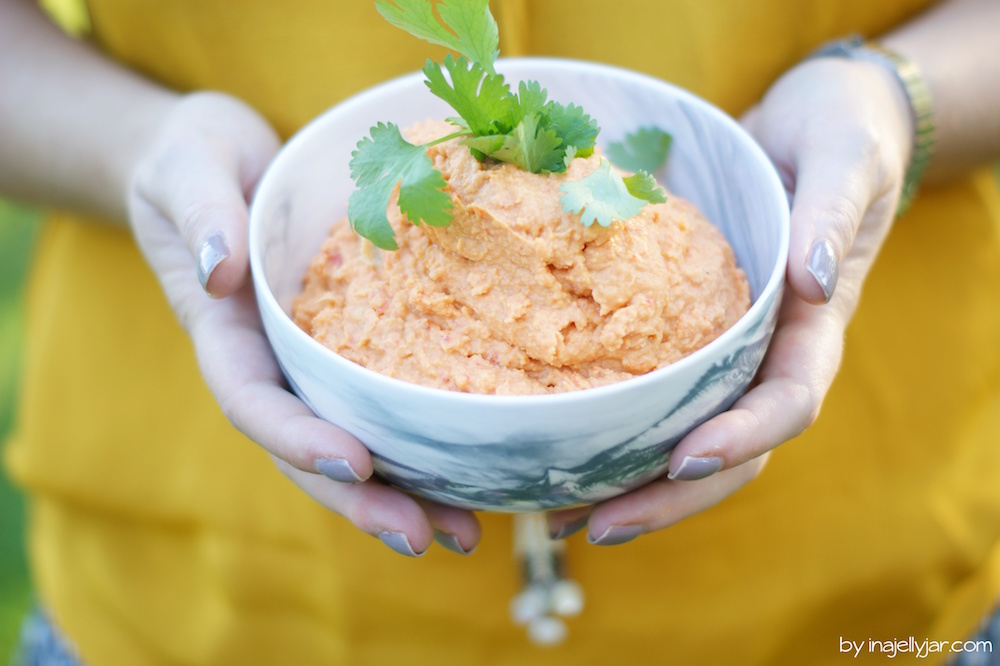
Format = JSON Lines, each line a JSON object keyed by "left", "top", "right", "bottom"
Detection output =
{"left": 435, "top": 0, "right": 500, "bottom": 70}
{"left": 348, "top": 122, "right": 452, "bottom": 250}
{"left": 559, "top": 158, "right": 649, "bottom": 227}
{"left": 423, "top": 55, "right": 512, "bottom": 136}
{"left": 502, "top": 80, "right": 548, "bottom": 133}
{"left": 347, "top": 179, "right": 399, "bottom": 251}
{"left": 490, "top": 113, "right": 565, "bottom": 174}
{"left": 544, "top": 102, "right": 599, "bottom": 159}
{"left": 562, "top": 144, "right": 578, "bottom": 169}
{"left": 462, "top": 133, "right": 506, "bottom": 157}
{"left": 622, "top": 171, "right": 667, "bottom": 204}
{"left": 376, "top": 0, "right": 499, "bottom": 74}
{"left": 605, "top": 126, "right": 673, "bottom": 173}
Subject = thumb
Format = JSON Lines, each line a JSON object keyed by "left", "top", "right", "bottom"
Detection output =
{"left": 143, "top": 150, "right": 252, "bottom": 297}
{"left": 131, "top": 94, "right": 279, "bottom": 298}
{"left": 783, "top": 139, "right": 880, "bottom": 305}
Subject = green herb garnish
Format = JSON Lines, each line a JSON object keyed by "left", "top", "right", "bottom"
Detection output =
{"left": 605, "top": 126, "right": 673, "bottom": 174}
{"left": 348, "top": 122, "right": 453, "bottom": 250}
{"left": 349, "top": 0, "right": 669, "bottom": 249}
{"left": 561, "top": 160, "right": 668, "bottom": 228}
{"left": 376, "top": 0, "right": 500, "bottom": 75}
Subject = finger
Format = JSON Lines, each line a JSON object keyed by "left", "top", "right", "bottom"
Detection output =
{"left": 127, "top": 194, "right": 210, "bottom": 328}
{"left": 131, "top": 94, "right": 279, "bottom": 298}
{"left": 665, "top": 293, "right": 844, "bottom": 478}
{"left": 545, "top": 506, "right": 593, "bottom": 541}
{"left": 785, "top": 132, "right": 884, "bottom": 305}
{"left": 224, "top": 378, "right": 375, "bottom": 481}
{"left": 188, "top": 286, "right": 375, "bottom": 481}
{"left": 275, "top": 459, "right": 436, "bottom": 557}
{"left": 133, "top": 139, "right": 253, "bottom": 298}
{"left": 584, "top": 455, "right": 768, "bottom": 545}
{"left": 666, "top": 379, "right": 810, "bottom": 477}
{"left": 413, "top": 497, "right": 482, "bottom": 555}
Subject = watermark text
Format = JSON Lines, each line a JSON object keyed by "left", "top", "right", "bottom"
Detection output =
{"left": 840, "top": 636, "right": 992, "bottom": 659}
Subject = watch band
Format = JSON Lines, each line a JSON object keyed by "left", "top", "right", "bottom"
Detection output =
{"left": 809, "top": 35, "right": 936, "bottom": 216}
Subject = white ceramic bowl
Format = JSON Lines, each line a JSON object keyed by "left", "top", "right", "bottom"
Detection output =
{"left": 249, "top": 58, "right": 789, "bottom": 512}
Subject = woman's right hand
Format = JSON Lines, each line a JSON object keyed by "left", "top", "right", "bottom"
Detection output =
{"left": 127, "top": 91, "right": 481, "bottom": 557}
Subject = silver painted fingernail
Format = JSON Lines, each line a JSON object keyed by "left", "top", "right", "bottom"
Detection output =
{"left": 378, "top": 530, "right": 423, "bottom": 558}
{"left": 434, "top": 531, "right": 475, "bottom": 555}
{"left": 550, "top": 514, "right": 589, "bottom": 540}
{"left": 587, "top": 524, "right": 643, "bottom": 546}
{"left": 806, "top": 238, "right": 838, "bottom": 303}
{"left": 197, "top": 233, "right": 229, "bottom": 291}
{"left": 315, "top": 458, "right": 364, "bottom": 484}
{"left": 668, "top": 455, "right": 724, "bottom": 481}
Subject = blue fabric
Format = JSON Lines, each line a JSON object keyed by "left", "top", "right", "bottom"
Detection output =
{"left": 10, "top": 609, "right": 84, "bottom": 666}
{"left": 951, "top": 606, "right": 1000, "bottom": 666}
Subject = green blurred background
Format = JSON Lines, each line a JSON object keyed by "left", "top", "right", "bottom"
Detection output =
{"left": 0, "top": 198, "right": 41, "bottom": 658}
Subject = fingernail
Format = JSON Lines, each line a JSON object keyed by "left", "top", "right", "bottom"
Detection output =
{"left": 434, "top": 530, "right": 475, "bottom": 555}
{"left": 806, "top": 238, "right": 838, "bottom": 303}
{"left": 315, "top": 457, "right": 364, "bottom": 484}
{"left": 668, "top": 455, "right": 724, "bottom": 481}
{"left": 550, "top": 514, "right": 589, "bottom": 540}
{"left": 197, "top": 233, "right": 229, "bottom": 291}
{"left": 587, "top": 524, "right": 643, "bottom": 546}
{"left": 378, "top": 530, "right": 423, "bottom": 558}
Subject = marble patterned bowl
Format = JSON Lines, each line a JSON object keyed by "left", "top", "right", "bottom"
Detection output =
{"left": 249, "top": 58, "right": 789, "bottom": 512}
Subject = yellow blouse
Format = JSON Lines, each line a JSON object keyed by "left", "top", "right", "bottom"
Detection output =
{"left": 6, "top": 1, "right": 1000, "bottom": 664}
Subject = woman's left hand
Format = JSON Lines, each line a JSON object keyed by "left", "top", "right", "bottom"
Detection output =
{"left": 547, "top": 54, "right": 915, "bottom": 545}
{"left": 127, "top": 92, "right": 482, "bottom": 557}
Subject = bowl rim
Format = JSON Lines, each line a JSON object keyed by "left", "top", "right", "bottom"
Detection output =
{"left": 249, "top": 56, "right": 790, "bottom": 408}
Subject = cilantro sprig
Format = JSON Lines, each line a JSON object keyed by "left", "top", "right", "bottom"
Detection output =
{"left": 350, "top": 0, "right": 670, "bottom": 249}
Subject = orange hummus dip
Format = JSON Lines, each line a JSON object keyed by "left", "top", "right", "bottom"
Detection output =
{"left": 293, "top": 122, "right": 750, "bottom": 395}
